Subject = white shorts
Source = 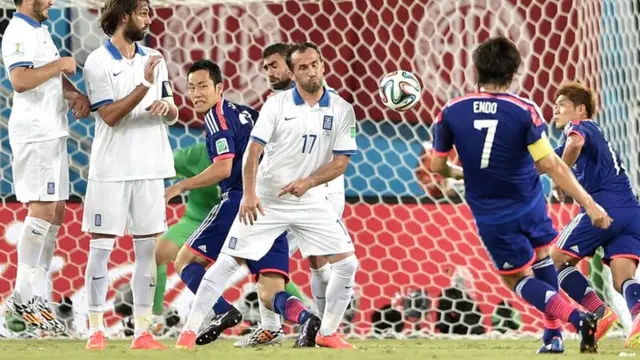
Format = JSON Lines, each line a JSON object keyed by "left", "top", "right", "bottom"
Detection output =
{"left": 223, "top": 196, "right": 353, "bottom": 260}
{"left": 288, "top": 191, "right": 345, "bottom": 256}
{"left": 10, "top": 137, "right": 70, "bottom": 203}
{"left": 81, "top": 179, "right": 167, "bottom": 237}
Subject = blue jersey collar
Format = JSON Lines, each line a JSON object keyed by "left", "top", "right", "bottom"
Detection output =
{"left": 105, "top": 40, "right": 147, "bottom": 60}
{"left": 14, "top": 13, "right": 42, "bottom": 28}
{"left": 292, "top": 85, "right": 330, "bottom": 107}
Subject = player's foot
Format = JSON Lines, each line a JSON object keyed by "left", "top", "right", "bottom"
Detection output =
{"left": 5, "top": 295, "right": 50, "bottom": 331}
{"left": 293, "top": 314, "right": 321, "bottom": 348}
{"left": 536, "top": 337, "right": 564, "bottom": 354}
{"left": 85, "top": 331, "right": 106, "bottom": 350}
{"left": 233, "top": 324, "right": 285, "bottom": 348}
{"left": 195, "top": 307, "right": 243, "bottom": 346}
{"left": 130, "top": 331, "right": 167, "bottom": 350}
{"left": 33, "top": 296, "right": 66, "bottom": 334}
{"left": 579, "top": 312, "right": 598, "bottom": 354}
{"left": 316, "top": 332, "right": 355, "bottom": 349}
{"left": 594, "top": 305, "right": 619, "bottom": 342}
{"left": 624, "top": 313, "right": 640, "bottom": 348}
{"left": 176, "top": 330, "right": 196, "bottom": 350}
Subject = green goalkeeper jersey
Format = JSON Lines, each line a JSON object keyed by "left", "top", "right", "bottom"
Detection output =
{"left": 173, "top": 142, "right": 220, "bottom": 221}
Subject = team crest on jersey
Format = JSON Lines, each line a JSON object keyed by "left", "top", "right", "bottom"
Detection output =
{"left": 216, "top": 138, "right": 229, "bottom": 154}
{"left": 229, "top": 237, "right": 238, "bottom": 249}
{"left": 323, "top": 115, "right": 333, "bottom": 131}
{"left": 95, "top": 214, "right": 102, "bottom": 227}
{"left": 47, "top": 182, "right": 55, "bottom": 195}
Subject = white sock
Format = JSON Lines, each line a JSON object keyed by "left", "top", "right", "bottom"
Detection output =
{"left": 14, "top": 216, "right": 51, "bottom": 304}
{"left": 32, "top": 224, "right": 59, "bottom": 299}
{"left": 132, "top": 237, "right": 157, "bottom": 338}
{"left": 310, "top": 263, "right": 331, "bottom": 317}
{"left": 320, "top": 255, "right": 358, "bottom": 336}
{"left": 258, "top": 296, "right": 282, "bottom": 331}
{"left": 85, "top": 238, "right": 114, "bottom": 333}
{"left": 228, "top": 265, "right": 250, "bottom": 287}
{"left": 183, "top": 254, "right": 239, "bottom": 333}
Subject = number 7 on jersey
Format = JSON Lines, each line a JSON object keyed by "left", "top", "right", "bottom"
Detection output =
{"left": 474, "top": 119, "right": 498, "bottom": 169}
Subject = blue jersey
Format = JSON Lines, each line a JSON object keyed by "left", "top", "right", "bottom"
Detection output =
{"left": 433, "top": 92, "right": 547, "bottom": 224}
{"left": 555, "top": 120, "right": 637, "bottom": 209}
{"left": 204, "top": 99, "right": 259, "bottom": 193}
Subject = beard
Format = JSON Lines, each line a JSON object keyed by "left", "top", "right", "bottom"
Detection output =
{"left": 32, "top": 0, "right": 48, "bottom": 22}
{"left": 271, "top": 77, "right": 292, "bottom": 91}
{"left": 299, "top": 77, "right": 322, "bottom": 94}
{"left": 124, "top": 20, "right": 146, "bottom": 42}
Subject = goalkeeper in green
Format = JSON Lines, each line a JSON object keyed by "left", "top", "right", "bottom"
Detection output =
{"left": 152, "top": 143, "right": 309, "bottom": 319}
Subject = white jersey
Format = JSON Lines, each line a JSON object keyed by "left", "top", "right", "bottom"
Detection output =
{"left": 251, "top": 86, "right": 357, "bottom": 204}
{"left": 83, "top": 40, "right": 175, "bottom": 181}
{"left": 2, "top": 13, "right": 68, "bottom": 144}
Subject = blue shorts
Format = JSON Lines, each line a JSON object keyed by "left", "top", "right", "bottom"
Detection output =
{"left": 554, "top": 206, "right": 640, "bottom": 265}
{"left": 476, "top": 196, "right": 558, "bottom": 274}
{"left": 185, "top": 191, "right": 290, "bottom": 281}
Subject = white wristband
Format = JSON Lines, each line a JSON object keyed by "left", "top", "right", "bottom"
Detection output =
{"left": 141, "top": 78, "right": 153, "bottom": 88}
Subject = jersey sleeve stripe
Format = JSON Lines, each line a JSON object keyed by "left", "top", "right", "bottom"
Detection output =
{"left": 215, "top": 100, "right": 229, "bottom": 131}
{"left": 8, "top": 61, "right": 34, "bottom": 71}
{"left": 90, "top": 99, "right": 113, "bottom": 112}
{"left": 333, "top": 149, "right": 357, "bottom": 155}
{"left": 204, "top": 112, "right": 220, "bottom": 133}
{"left": 213, "top": 153, "right": 235, "bottom": 162}
{"left": 250, "top": 135, "right": 267, "bottom": 146}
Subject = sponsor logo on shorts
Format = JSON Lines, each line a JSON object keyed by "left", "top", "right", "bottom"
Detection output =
{"left": 323, "top": 115, "right": 333, "bottom": 131}
{"left": 229, "top": 237, "right": 238, "bottom": 249}
{"left": 95, "top": 214, "right": 102, "bottom": 227}
{"left": 47, "top": 182, "right": 55, "bottom": 195}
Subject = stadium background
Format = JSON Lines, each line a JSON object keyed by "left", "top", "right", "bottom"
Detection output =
{"left": 0, "top": 0, "right": 638, "bottom": 337}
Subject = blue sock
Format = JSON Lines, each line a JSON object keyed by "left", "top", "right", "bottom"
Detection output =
{"left": 180, "top": 262, "right": 233, "bottom": 314}
{"left": 271, "top": 291, "right": 311, "bottom": 324}
{"left": 558, "top": 265, "right": 604, "bottom": 313}
{"left": 622, "top": 279, "right": 640, "bottom": 319}
{"left": 516, "top": 276, "right": 582, "bottom": 331}
{"left": 533, "top": 257, "right": 562, "bottom": 343}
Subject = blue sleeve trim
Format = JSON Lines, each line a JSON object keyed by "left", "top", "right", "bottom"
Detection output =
{"left": 333, "top": 149, "right": 357, "bottom": 155}
{"left": 8, "top": 61, "right": 34, "bottom": 71}
{"left": 250, "top": 136, "right": 267, "bottom": 146}
{"left": 90, "top": 99, "right": 113, "bottom": 112}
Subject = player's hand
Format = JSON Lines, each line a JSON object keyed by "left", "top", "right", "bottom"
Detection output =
{"left": 146, "top": 100, "right": 170, "bottom": 116}
{"left": 239, "top": 193, "right": 264, "bottom": 225}
{"left": 278, "top": 179, "right": 314, "bottom": 198}
{"left": 164, "top": 183, "right": 184, "bottom": 205}
{"left": 67, "top": 92, "right": 90, "bottom": 119}
{"left": 584, "top": 201, "right": 613, "bottom": 229}
{"left": 143, "top": 55, "right": 162, "bottom": 84}
{"left": 56, "top": 57, "right": 77, "bottom": 75}
{"left": 551, "top": 182, "right": 565, "bottom": 202}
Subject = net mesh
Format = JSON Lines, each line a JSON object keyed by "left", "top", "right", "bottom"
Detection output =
{"left": 0, "top": 0, "right": 639, "bottom": 339}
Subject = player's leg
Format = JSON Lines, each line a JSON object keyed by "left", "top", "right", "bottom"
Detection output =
{"left": 7, "top": 138, "right": 68, "bottom": 332}
{"left": 552, "top": 213, "right": 619, "bottom": 341}
{"left": 81, "top": 180, "right": 130, "bottom": 350}
{"left": 177, "top": 196, "right": 287, "bottom": 349}
{"left": 127, "top": 179, "right": 171, "bottom": 350}
{"left": 477, "top": 215, "right": 598, "bottom": 354}
{"left": 291, "top": 200, "right": 358, "bottom": 349}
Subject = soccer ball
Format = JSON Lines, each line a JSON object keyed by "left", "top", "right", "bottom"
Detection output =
{"left": 379, "top": 70, "right": 422, "bottom": 111}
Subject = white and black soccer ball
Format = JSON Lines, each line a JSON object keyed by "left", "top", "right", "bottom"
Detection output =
{"left": 379, "top": 70, "right": 422, "bottom": 111}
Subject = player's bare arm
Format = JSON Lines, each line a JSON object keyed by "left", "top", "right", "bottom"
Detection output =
{"left": 430, "top": 155, "right": 464, "bottom": 180}
{"left": 97, "top": 55, "right": 161, "bottom": 127}
{"left": 239, "top": 141, "right": 265, "bottom": 225}
{"left": 10, "top": 57, "right": 76, "bottom": 93}
{"left": 62, "top": 76, "right": 90, "bottom": 118}
{"left": 165, "top": 158, "right": 232, "bottom": 203}
{"left": 278, "top": 155, "right": 350, "bottom": 198}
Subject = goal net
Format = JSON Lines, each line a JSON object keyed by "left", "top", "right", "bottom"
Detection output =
{"left": 1, "top": 0, "right": 639, "bottom": 339}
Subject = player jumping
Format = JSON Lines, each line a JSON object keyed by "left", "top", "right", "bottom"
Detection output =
{"left": 177, "top": 42, "right": 359, "bottom": 350}
{"left": 3, "top": 0, "right": 90, "bottom": 333}
{"left": 82, "top": 0, "right": 179, "bottom": 350}
{"left": 431, "top": 36, "right": 611, "bottom": 354}
{"left": 548, "top": 81, "right": 640, "bottom": 349}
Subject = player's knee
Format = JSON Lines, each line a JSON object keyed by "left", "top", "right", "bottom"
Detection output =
{"left": 550, "top": 248, "right": 576, "bottom": 270}
{"left": 329, "top": 254, "right": 358, "bottom": 278}
{"left": 610, "top": 258, "right": 638, "bottom": 293}
{"left": 501, "top": 271, "right": 528, "bottom": 290}
{"left": 534, "top": 246, "right": 550, "bottom": 261}
{"left": 155, "top": 239, "right": 179, "bottom": 265}
{"left": 27, "top": 201, "right": 57, "bottom": 223}
{"left": 90, "top": 237, "right": 115, "bottom": 251}
{"left": 308, "top": 255, "right": 328, "bottom": 270}
{"left": 173, "top": 247, "right": 200, "bottom": 275}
